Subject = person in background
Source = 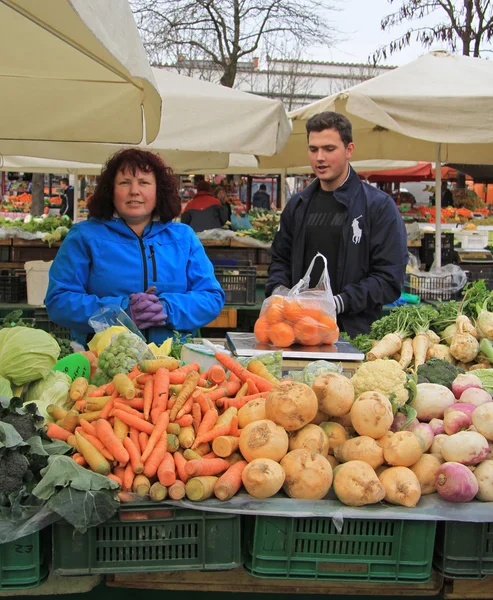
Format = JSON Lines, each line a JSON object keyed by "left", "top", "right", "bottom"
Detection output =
{"left": 252, "top": 183, "right": 271, "bottom": 210}
{"left": 441, "top": 181, "right": 454, "bottom": 208}
{"left": 215, "top": 185, "right": 231, "bottom": 221}
{"left": 266, "top": 111, "right": 408, "bottom": 337}
{"left": 59, "top": 177, "right": 75, "bottom": 219}
{"left": 181, "top": 180, "right": 228, "bottom": 232}
{"left": 46, "top": 149, "right": 225, "bottom": 346}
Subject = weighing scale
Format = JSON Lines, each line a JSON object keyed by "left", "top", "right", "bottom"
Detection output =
{"left": 455, "top": 249, "right": 493, "bottom": 288}
{"left": 226, "top": 332, "right": 365, "bottom": 361}
{"left": 456, "top": 249, "right": 493, "bottom": 264}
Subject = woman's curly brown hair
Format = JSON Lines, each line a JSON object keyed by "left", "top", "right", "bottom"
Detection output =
{"left": 88, "top": 148, "right": 181, "bottom": 222}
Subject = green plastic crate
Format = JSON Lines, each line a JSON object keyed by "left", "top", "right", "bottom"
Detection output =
{"left": 434, "top": 521, "right": 493, "bottom": 579}
{"left": 245, "top": 516, "right": 436, "bottom": 583}
{"left": 53, "top": 506, "right": 242, "bottom": 575}
{"left": 0, "top": 532, "right": 48, "bottom": 590}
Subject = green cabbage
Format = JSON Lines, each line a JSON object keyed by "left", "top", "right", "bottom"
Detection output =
{"left": 0, "top": 376, "right": 12, "bottom": 399}
{"left": 0, "top": 327, "right": 60, "bottom": 386}
{"left": 24, "top": 370, "right": 72, "bottom": 421}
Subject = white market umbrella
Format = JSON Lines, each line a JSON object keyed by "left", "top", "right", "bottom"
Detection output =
{"left": 0, "top": 155, "right": 102, "bottom": 175}
{"left": 1, "top": 68, "right": 292, "bottom": 172}
{"left": 259, "top": 51, "right": 493, "bottom": 266}
{"left": 0, "top": 0, "right": 161, "bottom": 144}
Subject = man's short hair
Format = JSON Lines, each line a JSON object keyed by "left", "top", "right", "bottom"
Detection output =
{"left": 306, "top": 112, "right": 353, "bottom": 147}
{"left": 259, "top": 184, "right": 267, "bottom": 191}
{"left": 60, "top": 177, "right": 69, "bottom": 186}
{"left": 196, "top": 180, "right": 212, "bottom": 193}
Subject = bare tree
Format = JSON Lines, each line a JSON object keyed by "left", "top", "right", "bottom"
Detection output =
{"left": 131, "top": 0, "right": 338, "bottom": 88}
{"left": 328, "top": 64, "right": 384, "bottom": 94}
{"left": 30, "top": 174, "right": 44, "bottom": 216}
{"left": 373, "top": 0, "right": 493, "bottom": 62}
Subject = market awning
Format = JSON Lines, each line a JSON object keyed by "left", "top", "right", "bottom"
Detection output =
{"left": 0, "top": 0, "right": 161, "bottom": 144}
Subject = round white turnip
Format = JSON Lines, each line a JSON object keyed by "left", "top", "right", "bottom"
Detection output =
{"left": 440, "top": 430, "right": 490, "bottom": 465}
{"left": 410, "top": 383, "right": 455, "bottom": 421}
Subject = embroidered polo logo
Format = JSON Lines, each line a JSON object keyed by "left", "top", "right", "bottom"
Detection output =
{"left": 351, "top": 216, "right": 363, "bottom": 244}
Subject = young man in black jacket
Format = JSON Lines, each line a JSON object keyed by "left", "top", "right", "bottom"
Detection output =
{"left": 266, "top": 112, "right": 408, "bottom": 337}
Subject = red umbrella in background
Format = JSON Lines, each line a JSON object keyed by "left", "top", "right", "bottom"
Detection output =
{"left": 358, "top": 162, "right": 458, "bottom": 183}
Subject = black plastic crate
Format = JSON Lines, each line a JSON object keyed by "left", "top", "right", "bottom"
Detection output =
{"left": 421, "top": 232, "right": 455, "bottom": 252}
{"left": 0, "top": 245, "right": 10, "bottom": 262}
{"left": 0, "top": 270, "right": 27, "bottom": 303}
{"left": 205, "top": 246, "right": 257, "bottom": 265}
{"left": 257, "top": 248, "right": 272, "bottom": 265}
{"left": 420, "top": 248, "right": 456, "bottom": 269}
{"left": 214, "top": 265, "right": 256, "bottom": 305}
{"left": 463, "top": 263, "right": 493, "bottom": 289}
{"left": 404, "top": 272, "right": 463, "bottom": 301}
{"left": 32, "top": 309, "right": 71, "bottom": 340}
{"left": 434, "top": 521, "right": 493, "bottom": 579}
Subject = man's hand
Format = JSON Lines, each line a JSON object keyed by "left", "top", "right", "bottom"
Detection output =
{"left": 130, "top": 286, "right": 167, "bottom": 329}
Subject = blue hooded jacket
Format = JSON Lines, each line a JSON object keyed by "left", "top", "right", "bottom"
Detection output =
{"left": 45, "top": 218, "right": 225, "bottom": 346}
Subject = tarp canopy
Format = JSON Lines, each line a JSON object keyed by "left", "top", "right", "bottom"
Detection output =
{"left": 0, "top": 68, "right": 291, "bottom": 172}
{"left": 359, "top": 162, "right": 457, "bottom": 183}
{"left": 0, "top": 156, "right": 102, "bottom": 175}
{"left": 259, "top": 51, "right": 493, "bottom": 170}
{"left": 0, "top": 0, "right": 161, "bottom": 144}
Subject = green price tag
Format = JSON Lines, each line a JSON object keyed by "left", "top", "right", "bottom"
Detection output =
{"left": 53, "top": 354, "right": 91, "bottom": 382}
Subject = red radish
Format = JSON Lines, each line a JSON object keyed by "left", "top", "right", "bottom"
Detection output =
{"left": 435, "top": 462, "right": 479, "bottom": 502}
{"left": 443, "top": 410, "right": 472, "bottom": 435}
{"left": 406, "top": 421, "right": 434, "bottom": 452}
{"left": 429, "top": 418, "right": 445, "bottom": 435}
{"left": 452, "top": 373, "right": 483, "bottom": 399}
{"left": 440, "top": 431, "right": 490, "bottom": 465}
{"left": 459, "top": 387, "right": 492, "bottom": 407}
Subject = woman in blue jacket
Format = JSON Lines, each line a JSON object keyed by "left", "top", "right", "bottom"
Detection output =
{"left": 45, "top": 149, "right": 225, "bottom": 346}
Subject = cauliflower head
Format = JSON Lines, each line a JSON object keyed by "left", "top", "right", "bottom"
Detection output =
{"left": 351, "top": 359, "right": 409, "bottom": 407}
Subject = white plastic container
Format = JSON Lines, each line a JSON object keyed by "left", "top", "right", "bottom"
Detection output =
{"left": 455, "top": 231, "right": 489, "bottom": 250}
{"left": 24, "top": 260, "right": 53, "bottom": 305}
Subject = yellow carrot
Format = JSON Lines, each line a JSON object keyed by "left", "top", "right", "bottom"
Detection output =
{"left": 132, "top": 474, "right": 151, "bottom": 496}
{"left": 70, "top": 377, "right": 89, "bottom": 401}
{"left": 149, "top": 482, "right": 168, "bottom": 502}
{"left": 212, "top": 435, "right": 240, "bottom": 457}
{"left": 74, "top": 432, "right": 110, "bottom": 475}
{"left": 113, "top": 417, "right": 129, "bottom": 443}
{"left": 47, "top": 405, "right": 68, "bottom": 421}
{"left": 178, "top": 425, "right": 195, "bottom": 449}
{"left": 60, "top": 409, "right": 79, "bottom": 433}
{"left": 138, "top": 358, "right": 180, "bottom": 373}
{"left": 247, "top": 360, "right": 279, "bottom": 385}
{"left": 169, "top": 370, "right": 200, "bottom": 422}
{"left": 113, "top": 373, "right": 136, "bottom": 400}
{"left": 185, "top": 476, "right": 218, "bottom": 501}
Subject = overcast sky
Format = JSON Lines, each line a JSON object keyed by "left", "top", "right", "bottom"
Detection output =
{"left": 305, "top": 0, "right": 476, "bottom": 66}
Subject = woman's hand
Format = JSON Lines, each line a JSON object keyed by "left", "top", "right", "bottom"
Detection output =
{"left": 130, "top": 286, "right": 167, "bottom": 329}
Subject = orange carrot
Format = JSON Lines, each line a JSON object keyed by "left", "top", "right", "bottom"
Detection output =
{"left": 94, "top": 419, "right": 130, "bottom": 466}
{"left": 112, "top": 409, "right": 155, "bottom": 434}
{"left": 168, "top": 480, "right": 186, "bottom": 500}
{"left": 157, "top": 451, "right": 176, "bottom": 486}
{"left": 235, "top": 382, "right": 249, "bottom": 398}
{"left": 45, "top": 422, "right": 71, "bottom": 441}
{"left": 115, "top": 398, "right": 145, "bottom": 410}
{"left": 246, "top": 378, "right": 260, "bottom": 395}
{"left": 129, "top": 427, "right": 140, "bottom": 451}
{"left": 135, "top": 373, "right": 154, "bottom": 386}
{"left": 143, "top": 435, "right": 168, "bottom": 478}
{"left": 79, "top": 410, "right": 102, "bottom": 422}
{"left": 122, "top": 462, "right": 135, "bottom": 492}
{"left": 89, "top": 385, "right": 109, "bottom": 397}
{"left": 193, "top": 424, "right": 231, "bottom": 448}
{"left": 79, "top": 431, "right": 115, "bottom": 462}
{"left": 123, "top": 436, "right": 144, "bottom": 474}
{"left": 228, "top": 371, "right": 241, "bottom": 384}
{"left": 113, "top": 401, "right": 144, "bottom": 419}
{"left": 204, "top": 381, "right": 241, "bottom": 403}
{"left": 175, "top": 414, "right": 193, "bottom": 427}
{"left": 174, "top": 451, "right": 189, "bottom": 483}
{"left": 176, "top": 395, "right": 194, "bottom": 420}
{"left": 143, "top": 379, "right": 153, "bottom": 421}
{"left": 201, "top": 451, "right": 218, "bottom": 459}
{"left": 74, "top": 400, "right": 85, "bottom": 412}
{"left": 138, "top": 431, "right": 149, "bottom": 453}
{"left": 141, "top": 412, "right": 169, "bottom": 463}
{"left": 99, "top": 391, "right": 118, "bottom": 420}
{"left": 214, "top": 461, "right": 247, "bottom": 501}
{"left": 219, "top": 392, "right": 268, "bottom": 410}
{"left": 169, "top": 370, "right": 200, "bottom": 422}
{"left": 214, "top": 352, "right": 273, "bottom": 392}
{"left": 185, "top": 458, "right": 230, "bottom": 477}
{"left": 72, "top": 453, "right": 87, "bottom": 466}
{"left": 169, "top": 371, "right": 208, "bottom": 386}
{"left": 192, "top": 390, "right": 209, "bottom": 414}
{"left": 192, "top": 402, "right": 201, "bottom": 434}
{"left": 113, "top": 466, "right": 125, "bottom": 481}
{"left": 213, "top": 406, "right": 237, "bottom": 430}
{"left": 173, "top": 362, "right": 201, "bottom": 375}
{"left": 151, "top": 368, "right": 169, "bottom": 424}
{"left": 207, "top": 365, "right": 226, "bottom": 385}
{"left": 108, "top": 474, "right": 123, "bottom": 486}
{"left": 230, "top": 415, "right": 239, "bottom": 437}
{"left": 195, "top": 408, "right": 218, "bottom": 437}
{"left": 167, "top": 396, "right": 176, "bottom": 410}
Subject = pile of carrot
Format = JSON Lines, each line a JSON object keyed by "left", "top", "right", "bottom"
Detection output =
{"left": 45, "top": 352, "right": 278, "bottom": 502}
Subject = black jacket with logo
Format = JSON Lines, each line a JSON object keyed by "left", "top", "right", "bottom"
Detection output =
{"left": 266, "top": 166, "right": 408, "bottom": 336}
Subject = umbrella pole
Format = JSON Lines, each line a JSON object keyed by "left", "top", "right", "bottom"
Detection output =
{"left": 280, "top": 168, "right": 287, "bottom": 209}
{"left": 435, "top": 143, "right": 442, "bottom": 269}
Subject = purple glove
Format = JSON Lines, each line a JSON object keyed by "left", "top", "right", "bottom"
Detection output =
{"left": 130, "top": 287, "right": 167, "bottom": 329}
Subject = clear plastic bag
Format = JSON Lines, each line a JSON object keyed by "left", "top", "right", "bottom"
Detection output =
{"left": 255, "top": 253, "right": 339, "bottom": 347}
{"left": 88, "top": 304, "right": 144, "bottom": 340}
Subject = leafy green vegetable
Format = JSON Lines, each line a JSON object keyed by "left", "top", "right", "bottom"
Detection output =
{"left": 170, "top": 330, "right": 193, "bottom": 360}
{"left": 0, "top": 327, "right": 60, "bottom": 385}
{"left": 340, "top": 332, "right": 375, "bottom": 353}
{"left": 24, "top": 371, "right": 72, "bottom": 421}
{"left": 469, "top": 368, "right": 493, "bottom": 394}
{"left": 430, "top": 301, "right": 460, "bottom": 334}
{"left": 46, "top": 488, "right": 119, "bottom": 533}
{"left": 239, "top": 351, "right": 283, "bottom": 379}
{"left": 0, "top": 377, "right": 12, "bottom": 400}
{"left": 0, "top": 422, "right": 27, "bottom": 451}
{"left": 400, "top": 404, "right": 418, "bottom": 429}
{"left": 368, "top": 305, "right": 439, "bottom": 341}
{"left": 288, "top": 360, "right": 340, "bottom": 386}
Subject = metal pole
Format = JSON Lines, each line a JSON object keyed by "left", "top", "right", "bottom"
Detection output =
{"left": 435, "top": 143, "right": 442, "bottom": 269}
{"left": 280, "top": 168, "right": 287, "bottom": 209}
